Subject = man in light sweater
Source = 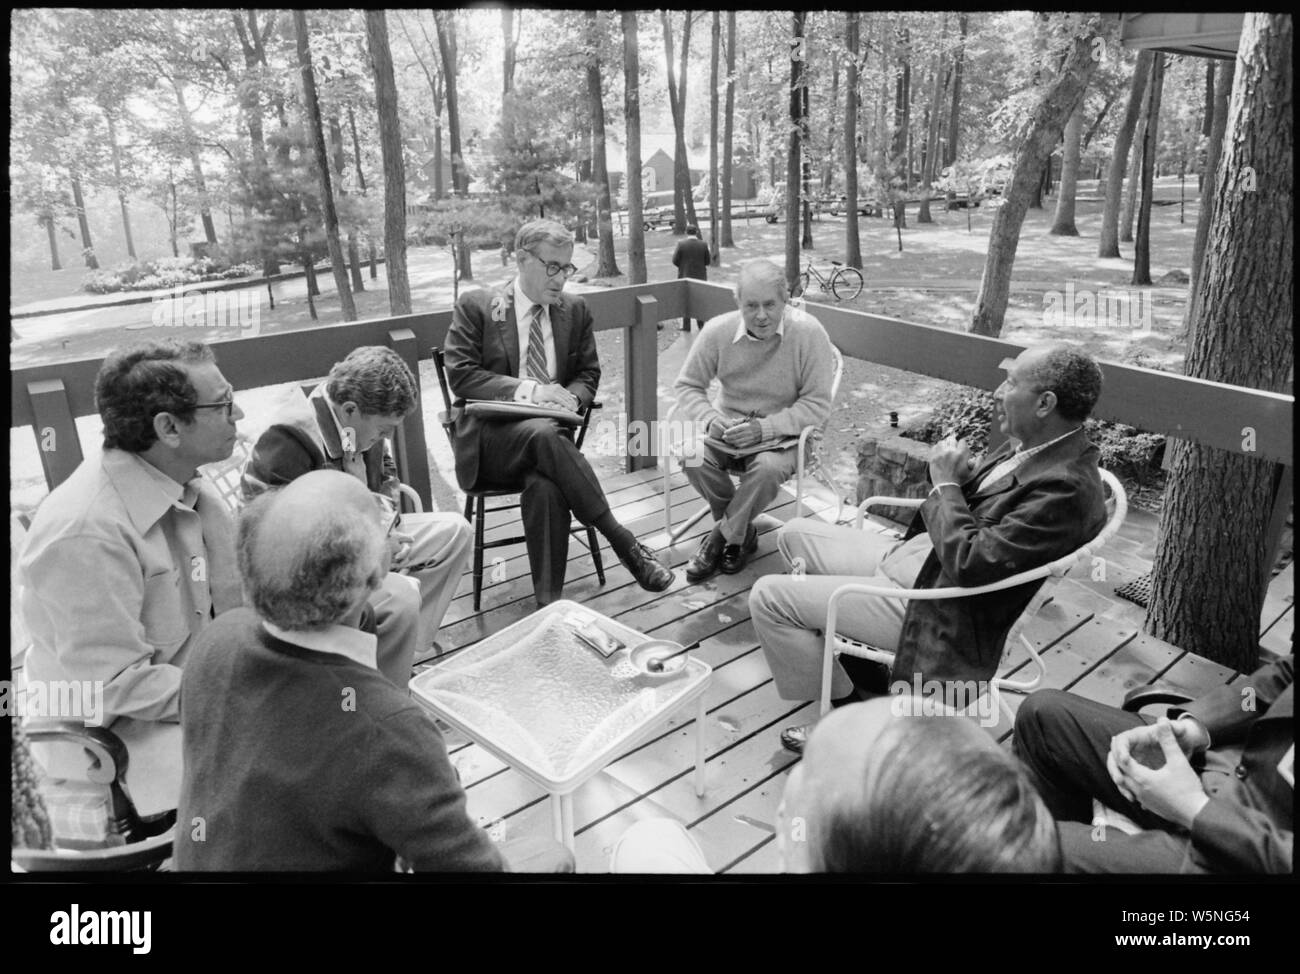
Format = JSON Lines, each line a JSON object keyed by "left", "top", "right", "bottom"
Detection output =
{"left": 673, "top": 259, "right": 835, "bottom": 580}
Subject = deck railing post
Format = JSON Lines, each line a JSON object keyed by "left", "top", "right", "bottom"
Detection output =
{"left": 627, "top": 295, "right": 659, "bottom": 474}
{"left": 387, "top": 327, "right": 433, "bottom": 511}
{"left": 28, "top": 379, "right": 83, "bottom": 491}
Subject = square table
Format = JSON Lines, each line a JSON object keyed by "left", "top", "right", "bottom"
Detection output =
{"left": 410, "top": 600, "right": 712, "bottom": 850}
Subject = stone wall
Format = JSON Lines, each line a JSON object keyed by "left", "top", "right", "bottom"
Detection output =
{"left": 855, "top": 416, "right": 935, "bottom": 526}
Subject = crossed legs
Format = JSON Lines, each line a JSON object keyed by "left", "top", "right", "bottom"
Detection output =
{"left": 685, "top": 443, "right": 798, "bottom": 545}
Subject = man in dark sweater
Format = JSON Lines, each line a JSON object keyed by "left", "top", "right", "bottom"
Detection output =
{"left": 671, "top": 225, "right": 712, "bottom": 331}
{"left": 175, "top": 470, "right": 570, "bottom": 872}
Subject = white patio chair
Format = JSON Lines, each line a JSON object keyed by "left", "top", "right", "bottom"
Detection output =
{"left": 660, "top": 343, "right": 844, "bottom": 544}
{"left": 819, "top": 468, "right": 1128, "bottom": 723}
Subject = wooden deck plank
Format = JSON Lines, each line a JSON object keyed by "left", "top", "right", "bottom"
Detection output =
{"left": 1068, "top": 627, "right": 1179, "bottom": 706}
{"left": 724, "top": 834, "right": 783, "bottom": 874}
{"left": 689, "top": 768, "right": 793, "bottom": 872}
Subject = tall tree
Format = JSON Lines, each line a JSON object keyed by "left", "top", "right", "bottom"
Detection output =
{"left": 708, "top": 11, "right": 721, "bottom": 265}
{"left": 365, "top": 11, "right": 410, "bottom": 316}
{"left": 1131, "top": 53, "right": 1165, "bottom": 285}
{"left": 1048, "top": 100, "right": 1084, "bottom": 234}
{"left": 720, "top": 11, "right": 736, "bottom": 249}
{"left": 969, "top": 14, "right": 1109, "bottom": 337}
{"left": 1120, "top": 107, "right": 1146, "bottom": 243}
{"left": 1099, "top": 50, "right": 1152, "bottom": 256}
{"left": 662, "top": 11, "right": 700, "bottom": 234}
{"left": 502, "top": 7, "right": 518, "bottom": 97}
{"left": 584, "top": 11, "right": 620, "bottom": 277}
{"left": 1146, "top": 13, "right": 1293, "bottom": 669}
{"left": 918, "top": 14, "right": 947, "bottom": 224}
{"left": 1182, "top": 60, "right": 1234, "bottom": 339}
{"left": 432, "top": 10, "right": 466, "bottom": 195}
{"left": 944, "top": 13, "right": 967, "bottom": 167}
{"left": 844, "top": 11, "right": 862, "bottom": 269}
{"left": 621, "top": 11, "right": 646, "bottom": 284}
{"left": 785, "top": 11, "right": 806, "bottom": 292}
{"left": 294, "top": 11, "right": 356, "bottom": 320}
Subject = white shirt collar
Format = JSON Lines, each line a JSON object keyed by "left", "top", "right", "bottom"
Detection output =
{"left": 732, "top": 307, "right": 787, "bottom": 343}
{"left": 514, "top": 278, "right": 549, "bottom": 325}
{"left": 262, "top": 620, "right": 379, "bottom": 670}
{"left": 1011, "top": 426, "right": 1080, "bottom": 460}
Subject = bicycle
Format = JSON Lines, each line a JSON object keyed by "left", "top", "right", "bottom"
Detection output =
{"left": 791, "top": 258, "right": 864, "bottom": 302}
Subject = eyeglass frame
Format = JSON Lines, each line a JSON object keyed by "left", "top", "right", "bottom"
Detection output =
{"left": 524, "top": 250, "right": 578, "bottom": 279}
{"left": 190, "top": 399, "right": 235, "bottom": 419}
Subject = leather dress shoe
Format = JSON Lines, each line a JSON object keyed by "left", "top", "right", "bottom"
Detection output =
{"left": 619, "top": 541, "right": 674, "bottom": 592}
{"left": 685, "top": 527, "right": 725, "bottom": 583}
{"left": 780, "top": 723, "right": 812, "bottom": 755}
{"left": 719, "top": 525, "right": 758, "bottom": 574}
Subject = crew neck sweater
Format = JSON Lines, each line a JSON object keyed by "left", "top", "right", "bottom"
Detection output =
{"left": 174, "top": 608, "right": 504, "bottom": 872}
{"left": 673, "top": 305, "right": 835, "bottom": 442}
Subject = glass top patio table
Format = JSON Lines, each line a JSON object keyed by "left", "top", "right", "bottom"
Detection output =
{"left": 410, "top": 601, "right": 712, "bottom": 794}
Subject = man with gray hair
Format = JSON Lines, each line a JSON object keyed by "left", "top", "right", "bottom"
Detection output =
{"left": 752, "top": 343, "right": 1108, "bottom": 754}
{"left": 673, "top": 258, "right": 835, "bottom": 581}
{"left": 445, "top": 218, "right": 673, "bottom": 605}
{"left": 175, "top": 470, "right": 570, "bottom": 871}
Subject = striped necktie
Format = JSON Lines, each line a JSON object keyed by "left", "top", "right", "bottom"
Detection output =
{"left": 526, "top": 305, "right": 550, "bottom": 383}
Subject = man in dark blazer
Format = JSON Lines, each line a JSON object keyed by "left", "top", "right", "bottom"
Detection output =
{"left": 672, "top": 224, "right": 712, "bottom": 331}
{"left": 1015, "top": 656, "right": 1293, "bottom": 873}
{"left": 751, "top": 343, "right": 1108, "bottom": 753}
{"left": 443, "top": 218, "right": 673, "bottom": 606}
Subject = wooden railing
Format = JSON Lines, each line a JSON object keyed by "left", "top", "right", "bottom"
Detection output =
{"left": 10, "top": 277, "right": 1293, "bottom": 564}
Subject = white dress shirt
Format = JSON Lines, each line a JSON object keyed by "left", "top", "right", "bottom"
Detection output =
{"left": 513, "top": 278, "right": 557, "bottom": 402}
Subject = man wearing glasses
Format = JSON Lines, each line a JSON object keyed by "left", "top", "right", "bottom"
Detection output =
{"left": 444, "top": 218, "right": 673, "bottom": 605}
{"left": 17, "top": 339, "right": 246, "bottom": 811}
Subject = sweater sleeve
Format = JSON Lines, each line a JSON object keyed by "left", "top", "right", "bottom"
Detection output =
{"left": 758, "top": 323, "right": 835, "bottom": 440}
{"left": 673, "top": 326, "right": 727, "bottom": 428}
{"left": 364, "top": 707, "right": 507, "bottom": 872}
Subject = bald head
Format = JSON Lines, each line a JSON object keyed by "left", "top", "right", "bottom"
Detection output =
{"left": 778, "top": 699, "right": 1059, "bottom": 873}
{"left": 237, "top": 470, "right": 387, "bottom": 631}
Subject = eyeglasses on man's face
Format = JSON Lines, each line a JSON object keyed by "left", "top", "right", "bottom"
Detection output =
{"left": 192, "top": 399, "right": 235, "bottom": 419}
{"left": 526, "top": 251, "right": 578, "bottom": 279}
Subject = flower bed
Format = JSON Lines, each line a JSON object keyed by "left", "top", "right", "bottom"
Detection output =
{"left": 82, "top": 256, "right": 259, "bottom": 295}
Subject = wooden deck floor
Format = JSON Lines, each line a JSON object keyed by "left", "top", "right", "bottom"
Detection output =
{"left": 414, "top": 466, "right": 1284, "bottom": 873}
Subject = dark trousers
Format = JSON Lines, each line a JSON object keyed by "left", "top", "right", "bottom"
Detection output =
{"left": 1013, "top": 689, "right": 1210, "bottom": 873}
{"left": 475, "top": 418, "right": 610, "bottom": 605}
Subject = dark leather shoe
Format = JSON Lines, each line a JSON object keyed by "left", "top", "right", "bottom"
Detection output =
{"left": 620, "top": 541, "right": 674, "bottom": 592}
{"left": 685, "top": 527, "right": 725, "bottom": 583}
{"left": 720, "top": 525, "right": 758, "bottom": 574}
{"left": 780, "top": 723, "right": 812, "bottom": 755}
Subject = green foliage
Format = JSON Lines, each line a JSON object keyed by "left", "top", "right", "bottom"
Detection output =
{"left": 903, "top": 386, "right": 996, "bottom": 455}
{"left": 82, "top": 255, "right": 258, "bottom": 294}
{"left": 412, "top": 197, "right": 515, "bottom": 250}
{"left": 1084, "top": 419, "right": 1165, "bottom": 485}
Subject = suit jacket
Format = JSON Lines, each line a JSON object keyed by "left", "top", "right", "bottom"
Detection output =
{"left": 240, "top": 386, "right": 397, "bottom": 501}
{"left": 672, "top": 237, "right": 711, "bottom": 280}
{"left": 889, "top": 427, "right": 1108, "bottom": 685}
{"left": 1181, "top": 656, "right": 1293, "bottom": 873}
{"left": 443, "top": 281, "right": 600, "bottom": 490}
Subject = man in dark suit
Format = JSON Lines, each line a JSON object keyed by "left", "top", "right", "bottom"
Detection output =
{"left": 444, "top": 219, "right": 673, "bottom": 606}
{"left": 1014, "top": 656, "right": 1293, "bottom": 873}
{"left": 671, "top": 225, "right": 712, "bottom": 332}
{"left": 751, "top": 343, "right": 1108, "bottom": 753}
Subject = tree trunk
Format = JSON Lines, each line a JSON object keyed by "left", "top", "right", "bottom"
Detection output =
{"left": 1132, "top": 53, "right": 1165, "bottom": 286}
{"left": 824, "top": 46, "right": 839, "bottom": 196}
{"left": 891, "top": 25, "right": 910, "bottom": 183}
{"left": 1183, "top": 60, "right": 1234, "bottom": 340}
{"left": 366, "top": 10, "right": 410, "bottom": 316}
{"left": 785, "top": 11, "right": 805, "bottom": 292}
{"left": 171, "top": 81, "right": 218, "bottom": 245}
{"left": 1120, "top": 108, "right": 1145, "bottom": 243}
{"left": 944, "top": 13, "right": 967, "bottom": 167}
{"left": 232, "top": 9, "right": 279, "bottom": 276}
{"left": 621, "top": 11, "right": 646, "bottom": 285}
{"left": 720, "top": 11, "right": 736, "bottom": 249}
{"left": 1080, "top": 90, "right": 1117, "bottom": 153}
{"left": 662, "top": 11, "right": 699, "bottom": 234}
{"left": 42, "top": 213, "right": 62, "bottom": 270}
{"left": 103, "top": 109, "right": 136, "bottom": 259}
{"left": 295, "top": 11, "right": 356, "bottom": 320}
{"left": 585, "top": 11, "right": 620, "bottom": 278}
{"left": 433, "top": 10, "right": 466, "bottom": 194}
{"left": 918, "top": 16, "right": 946, "bottom": 225}
{"left": 502, "top": 7, "right": 517, "bottom": 97}
{"left": 1199, "top": 60, "right": 1215, "bottom": 194}
{"left": 844, "top": 11, "right": 862, "bottom": 269}
{"left": 330, "top": 114, "right": 364, "bottom": 293}
{"left": 1099, "top": 50, "right": 1152, "bottom": 257}
{"left": 1146, "top": 13, "right": 1293, "bottom": 670}
{"left": 801, "top": 80, "right": 814, "bottom": 250}
{"left": 708, "top": 11, "right": 721, "bottom": 265}
{"left": 970, "top": 17, "right": 1108, "bottom": 337}
{"left": 1049, "top": 100, "right": 1084, "bottom": 234}
{"left": 69, "top": 174, "right": 97, "bottom": 269}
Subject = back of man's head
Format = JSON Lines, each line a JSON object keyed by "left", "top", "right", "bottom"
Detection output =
{"left": 1024, "top": 343, "right": 1104, "bottom": 422}
{"left": 326, "top": 346, "right": 418, "bottom": 418}
{"left": 237, "top": 471, "right": 386, "bottom": 631}
{"left": 96, "top": 339, "right": 215, "bottom": 452}
{"left": 686, "top": 224, "right": 700, "bottom": 238}
{"left": 786, "top": 700, "right": 1059, "bottom": 873}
